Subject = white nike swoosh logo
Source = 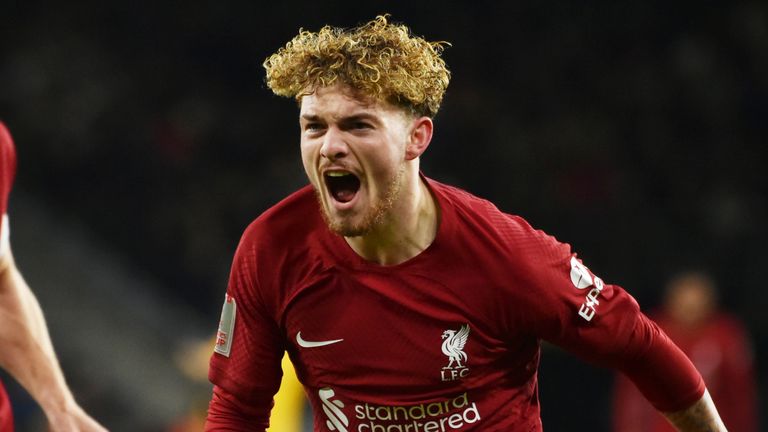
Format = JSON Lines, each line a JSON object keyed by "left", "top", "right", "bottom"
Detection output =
{"left": 296, "top": 331, "right": 344, "bottom": 348}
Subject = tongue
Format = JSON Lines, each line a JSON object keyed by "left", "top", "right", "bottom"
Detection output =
{"left": 328, "top": 174, "right": 359, "bottom": 203}
{"left": 333, "top": 187, "right": 356, "bottom": 203}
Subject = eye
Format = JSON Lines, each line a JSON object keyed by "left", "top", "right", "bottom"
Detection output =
{"left": 304, "top": 123, "right": 325, "bottom": 133}
{"left": 352, "top": 121, "right": 372, "bottom": 130}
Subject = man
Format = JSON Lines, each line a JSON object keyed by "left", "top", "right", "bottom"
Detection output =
{"left": 206, "top": 16, "right": 727, "bottom": 431}
{"left": 613, "top": 271, "right": 756, "bottom": 431}
{"left": 0, "top": 122, "right": 107, "bottom": 431}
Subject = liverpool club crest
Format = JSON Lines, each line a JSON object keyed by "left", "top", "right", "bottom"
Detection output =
{"left": 440, "top": 324, "right": 470, "bottom": 382}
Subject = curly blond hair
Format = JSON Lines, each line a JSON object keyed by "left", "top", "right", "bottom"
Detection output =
{"left": 264, "top": 15, "right": 450, "bottom": 118}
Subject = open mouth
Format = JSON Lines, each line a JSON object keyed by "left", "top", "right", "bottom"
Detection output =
{"left": 325, "top": 171, "right": 361, "bottom": 203}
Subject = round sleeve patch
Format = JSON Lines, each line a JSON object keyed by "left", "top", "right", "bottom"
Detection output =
{"left": 569, "top": 256, "right": 594, "bottom": 289}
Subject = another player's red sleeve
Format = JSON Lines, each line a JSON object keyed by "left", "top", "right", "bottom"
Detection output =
{"left": 716, "top": 318, "right": 757, "bottom": 432}
{"left": 206, "top": 227, "right": 284, "bottom": 431}
{"left": 0, "top": 121, "right": 17, "bottom": 217}
{"left": 514, "top": 222, "right": 704, "bottom": 412}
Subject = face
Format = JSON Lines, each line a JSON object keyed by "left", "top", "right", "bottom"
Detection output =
{"left": 299, "top": 85, "right": 415, "bottom": 237}
{"left": 665, "top": 274, "right": 716, "bottom": 327}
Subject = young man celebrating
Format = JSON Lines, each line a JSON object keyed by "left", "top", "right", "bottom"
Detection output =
{"left": 0, "top": 122, "right": 107, "bottom": 431}
{"left": 206, "top": 16, "right": 727, "bottom": 431}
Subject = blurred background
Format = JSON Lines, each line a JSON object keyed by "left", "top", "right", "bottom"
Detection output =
{"left": 0, "top": 0, "right": 766, "bottom": 430}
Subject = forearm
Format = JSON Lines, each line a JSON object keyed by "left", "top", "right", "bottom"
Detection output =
{"left": 0, "top": 259, "right": 75, "bottom": 415}
{"left": 205, "top": 385, "right": 271, "bottom": 431}
{"left": 663, "top": 390, "right": 727, "bottom": 432}
{"left": 11, "top": 263, "right": 57, "bottom": 357}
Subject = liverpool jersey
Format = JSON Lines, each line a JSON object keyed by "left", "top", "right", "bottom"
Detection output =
{"left": 208, "top": 177, "right": 704, "bottom": 431}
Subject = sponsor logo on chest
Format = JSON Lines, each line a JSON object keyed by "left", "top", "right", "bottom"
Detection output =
{"left": 318, "top": 387, "right": 482, "bottom": 432}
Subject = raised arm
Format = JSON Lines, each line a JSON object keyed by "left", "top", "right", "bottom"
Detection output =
{"left": 507, "top": 219, "right": 728, "bottom": 430}
{"left": 0, "top": 243, "right": 107, "bottom": 431}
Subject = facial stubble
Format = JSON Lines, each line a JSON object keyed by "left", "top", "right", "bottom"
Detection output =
{"left": 315, "top": 164, "right": 406, "bottom": 238}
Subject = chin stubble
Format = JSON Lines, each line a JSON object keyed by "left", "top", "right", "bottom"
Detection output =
{"left": 316, "top": 165, "right": 406, "bottom": 237}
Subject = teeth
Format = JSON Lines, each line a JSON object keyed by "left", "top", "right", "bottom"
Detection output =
{"left": 326, "top": 172, "right": 350, "bottom": 177}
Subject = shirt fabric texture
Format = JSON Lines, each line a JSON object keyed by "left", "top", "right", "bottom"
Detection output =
{"left": 613, "top": 311, "right": 756, "bottom": 432}
{"left": 207, "top": 177, "right": 704, "bottom": 431}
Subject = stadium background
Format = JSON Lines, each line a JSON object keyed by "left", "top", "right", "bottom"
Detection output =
{"left": 0, "top": 1, "right": 765, "bottom": 430}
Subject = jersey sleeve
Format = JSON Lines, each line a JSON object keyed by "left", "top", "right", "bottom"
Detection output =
{"left": 0, "top": 122, "right": 17, "bottom": 258}
{"left": 513, "top": 220, "right": 704, "bottom": 412}
{"left": 716, "top": 317, "right": 757, "bottom": 432}
{"left": 206, "top": 227, "right": 284, "bottom": 430}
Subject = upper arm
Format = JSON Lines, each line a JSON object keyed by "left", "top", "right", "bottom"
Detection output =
{"left": 207, "top": 230, "right": 285, "bottom": 424}
{"left": 516, "top": 230, "right": 704, "bottom": 411}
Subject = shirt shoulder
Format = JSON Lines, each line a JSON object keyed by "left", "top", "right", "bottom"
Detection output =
{"left": 236, "top": 184, "right": 329, "bottom": 277}
{"left": 231, "top": 185, "right": 332, "bottom": 312}
{"left": 428, "top": 178, "right": 568, "bottom": 263}
{"left": 239, "top": 184, "right": 321, "bottom": 248}
{"left": 426, "top": 177, "right": 596, "bottom": 327}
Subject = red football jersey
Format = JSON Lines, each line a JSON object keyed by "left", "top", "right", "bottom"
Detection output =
{"left": 207, "top": 177, "right": 704, "bottom": 431}
{"left": 613, "top": 312, "right": 757, "bottom": 432}
{"left": 0, "top": 121, "right": 15, "bottom": 226}
{"left": 0, "top": 121, "right": 17, "bottom": 431}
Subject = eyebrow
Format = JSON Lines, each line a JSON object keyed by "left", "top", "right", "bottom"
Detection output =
{"left": 343, "top": 113, "right": 379, "bottom": 123}
{"left": 300, "top": 113, "right": 380, "bottom": 124}
{"left": 300, "top": 114, "right": 321, "bottom": 122}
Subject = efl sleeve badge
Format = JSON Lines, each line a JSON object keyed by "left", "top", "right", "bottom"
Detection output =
{"left": 214, "top": 293, "right": 237, "bottom": 357}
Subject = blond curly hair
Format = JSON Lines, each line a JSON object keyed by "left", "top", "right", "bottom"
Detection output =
{"left": 264, "top": 15, "right": 450, "bottom": 118}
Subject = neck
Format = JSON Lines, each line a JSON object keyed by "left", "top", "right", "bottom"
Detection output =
{"left": 345, "top": 173, "right": 438, "bottom": 266}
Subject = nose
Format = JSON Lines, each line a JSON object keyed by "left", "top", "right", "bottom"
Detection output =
{"left": 319, "top": 127, "right": 348, "bottom": 161}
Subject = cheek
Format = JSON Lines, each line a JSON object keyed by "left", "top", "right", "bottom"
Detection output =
{"left": 362, "top": 153, "right": 402, "bottom": 191}
{"left": 300, "top": 141, "right": 318, "bottom": 179}
{"left": 374, "top": 141, "right": 407, "bottom": 172}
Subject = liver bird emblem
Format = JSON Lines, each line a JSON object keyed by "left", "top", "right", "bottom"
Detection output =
{"left": 441, "top": 324, "right": 470, "bottom": 369}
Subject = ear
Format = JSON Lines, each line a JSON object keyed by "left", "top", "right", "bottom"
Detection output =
{"left": 405, "top": 116, "right": 433, "bottom": 161}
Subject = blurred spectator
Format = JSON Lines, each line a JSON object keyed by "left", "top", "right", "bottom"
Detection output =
{"left": 612, "top": 270, "right": 757, "bottom": 432}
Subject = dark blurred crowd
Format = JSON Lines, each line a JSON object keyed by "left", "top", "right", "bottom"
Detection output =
{"left": 0, "top": 1, "right": 765, "bottom": 430}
